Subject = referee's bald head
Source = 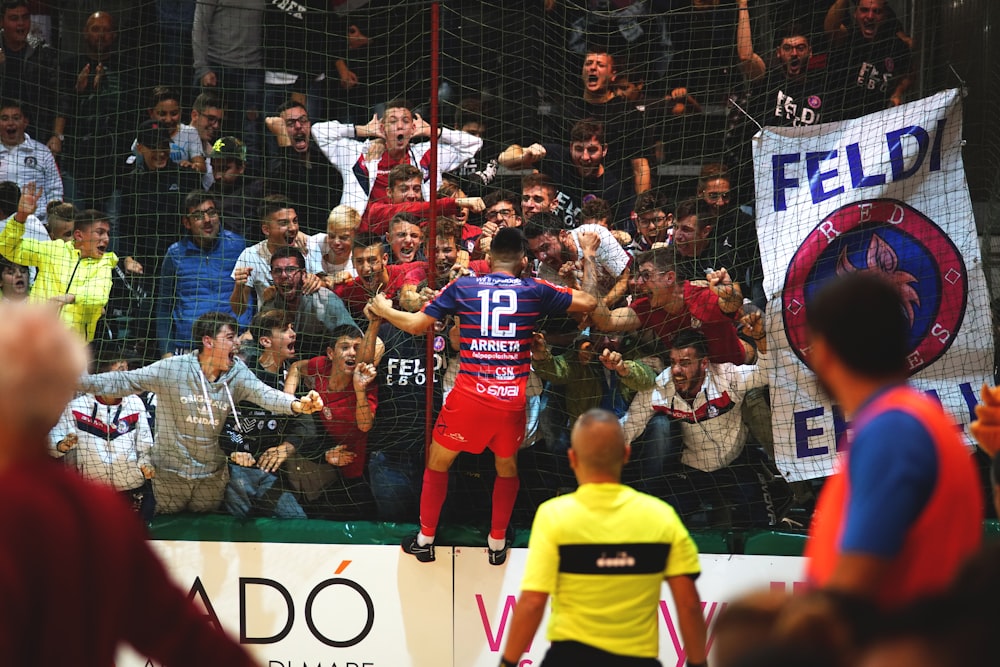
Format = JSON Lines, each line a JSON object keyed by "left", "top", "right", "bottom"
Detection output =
{"left": 570, "top": 409, "right": 629, "bottom": 479}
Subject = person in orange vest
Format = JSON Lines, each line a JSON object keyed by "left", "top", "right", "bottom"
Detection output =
{"left": 803, "top": 272, "right": 982, "bottom": 609}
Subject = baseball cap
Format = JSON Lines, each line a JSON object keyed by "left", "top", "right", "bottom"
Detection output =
{"left": 136, "top": 120, "right": 172, "bottom": 150}
{"left": 209, "top": 136, "right": 246, "bottom": 161}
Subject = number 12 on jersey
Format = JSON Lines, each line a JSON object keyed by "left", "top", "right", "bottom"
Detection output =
{"left": 478, "top": 289, "right": 517, "bottom": 338}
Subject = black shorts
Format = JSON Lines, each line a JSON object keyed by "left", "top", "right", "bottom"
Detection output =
{"left": 541, "top": 641, "right": 661, "bottom": 667}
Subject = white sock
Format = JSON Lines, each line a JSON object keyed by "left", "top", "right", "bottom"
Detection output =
{"left": 488, "top": 535, "right": 507, "bottom": 551}
{"left": 417, "top": 532, "right": 434, "bottom": 547}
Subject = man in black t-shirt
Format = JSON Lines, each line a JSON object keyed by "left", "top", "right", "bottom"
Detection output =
{"left": 546, "top": 51, "right": 650, "bottom": 196}
{"left": 497, "top": 119, "right": 635, "bottom": 228}
{"left": 823, "top": 0, "right": 913, "bottom": 119}
{"left": 736, "top": 9, "right": 835, "bottom": 131}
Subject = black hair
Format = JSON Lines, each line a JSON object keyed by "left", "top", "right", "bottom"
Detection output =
{"left": 270, "top": 244, "right": 305, "bottom": 269}
{"left": 483, "top": 189, "right": 522, "bottom": 217}
{"left": 192, "top": 311, "right": 238, "bottom": 350}
{"left": 184, "top": 190, "right": 216, "bottom": 214}
{"left": 522, "top": 211, "right": 564, "bottom": 240}
{"left": 671, "top": 328, "right": 710, "bottom": 359}
{"left": 805, "top": 272, "right": 909, "bottom": 379}
{"left": 490, "top": 227, "right": 528, "bottom": 263}
{"left": 0, "top": 181, "right": 20, "bottom": 218}
{"left": 326, "top": 324, "right": 363, "bottom": 350}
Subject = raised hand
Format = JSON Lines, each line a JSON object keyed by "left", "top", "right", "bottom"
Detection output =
{"left": 353, "top": 361, "right": 377, "bottom": 391}
{"left": 599, "top": 348, "right": 628, "bottom": 375}
{"left": 577, "top": 230, "right": 601, "bottom": 257}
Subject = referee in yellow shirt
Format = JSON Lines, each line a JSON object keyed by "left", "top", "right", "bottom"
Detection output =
{"left": 500, "top": 408, "right": 708, "bottom": 667}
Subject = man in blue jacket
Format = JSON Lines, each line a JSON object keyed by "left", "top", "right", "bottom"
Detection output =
{"left": 157, "top": 190, "right": 250, "bottom": 356}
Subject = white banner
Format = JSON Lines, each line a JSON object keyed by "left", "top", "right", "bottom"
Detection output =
{"left": 753, "top": 88, "right": 993, "bottom": 481}
{"left": 117, "top": 542, "right": 805, "bottom": 666}
{"left": 117, "top": 541, "right": 456, "bottom": 667}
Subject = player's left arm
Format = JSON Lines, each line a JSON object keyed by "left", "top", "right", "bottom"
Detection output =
{"left": 566, "top": 287, "right": 597, "bottom": 313}
{"left": 666, "top": 574, "right": 708, "bottom": 665}
{"left": 500, "top": 590, "right": 549, "bottom": 666}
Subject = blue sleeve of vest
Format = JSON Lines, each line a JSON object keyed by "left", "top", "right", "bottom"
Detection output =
{"left": 841, "top": 410, "right": 939, "bottom": 558}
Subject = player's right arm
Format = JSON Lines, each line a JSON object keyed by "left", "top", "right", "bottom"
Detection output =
{"left": 368, "top": 292, "right": 436, "bottom": 335}
{"left": 566, "top": 287, "right": 597, "bottom": 314}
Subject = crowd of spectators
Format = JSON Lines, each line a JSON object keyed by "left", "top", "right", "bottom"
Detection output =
{"left": 0, "top": 0, "right": 973, "bottom": 530}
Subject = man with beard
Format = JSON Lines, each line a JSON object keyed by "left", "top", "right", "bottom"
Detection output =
{"left": 230, "top": 195, "right": 321, "bottom": 317}
{"left": 524, "top": 212, "right": 631, "bottom": 307}
{"left": 78, "top": 311, "right": 325, "bottom": 514}
{"left": 157, "top": 190, "right": 249, "bottom": 356}
{"left": 263, "top": 100, "right": 343, "bottom": 235}
{"left": 621, "top": 329, "right": 774, "bottom": 527}
{"left": 333, "top": 231, "right": 426, "bottom": 325}
{"left": 803, "top": 272, "right": 982, "bottom": 608}
{"left": 360, "top": 163, "right": 484, "bottom": 235}
{"left": 259, "top": 246, "right": 353, "bottom": 360}
{"left": 824, "top": 0, "right": 913, "bottom": 118}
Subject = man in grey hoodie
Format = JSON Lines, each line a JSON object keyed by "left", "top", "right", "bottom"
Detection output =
{"left": 78, "top": 310, "right": 323, "bottom": 514}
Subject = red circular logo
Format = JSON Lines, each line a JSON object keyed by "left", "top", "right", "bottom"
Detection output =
{"left": 782, "top": 199, "right": 967, "bottom": 375}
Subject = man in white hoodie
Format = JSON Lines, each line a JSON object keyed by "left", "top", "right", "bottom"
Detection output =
{"left": 621, "top": 328, "right": 774, "bottom": 527}
{"left": 78, "top": 310, "right": 323, "bottom": 514}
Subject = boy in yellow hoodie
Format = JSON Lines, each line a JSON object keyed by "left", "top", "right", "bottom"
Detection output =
{"left": 0, "top": 182, "right": 139, "bottom": 340}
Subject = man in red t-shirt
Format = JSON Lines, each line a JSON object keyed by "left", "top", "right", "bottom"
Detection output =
{"left": 360, "top": 163, "right": 485, "bottom": 235}
{"left": 587, "top": 243, "right": 754, "bottom": 365}
{"left": 334, "top": 232, "right": 426, "bottom": 323}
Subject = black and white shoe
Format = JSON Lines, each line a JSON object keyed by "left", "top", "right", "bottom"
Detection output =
{"left": 488, "top": 530, "right": 513, "bottom": 566}
{"left": 401, "top": 533, "right": 435, "bottom": 563}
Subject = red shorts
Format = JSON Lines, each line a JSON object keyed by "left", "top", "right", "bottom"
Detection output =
{"left": 433, "top": 392, "right": 525, "bottom": 458}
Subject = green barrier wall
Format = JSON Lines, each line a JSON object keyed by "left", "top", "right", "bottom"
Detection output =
{"left": 148, "top": 516, "right": 1000, "bottom": 557}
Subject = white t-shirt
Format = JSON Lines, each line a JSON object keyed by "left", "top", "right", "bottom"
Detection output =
{"left": 536, "top": 223, "right": 631, "bottom": 291}
{"left": 307, "top": 233, "right": 358, "bottom": 278}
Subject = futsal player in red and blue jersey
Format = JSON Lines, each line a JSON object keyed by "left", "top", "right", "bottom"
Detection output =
{"left": 803, "top": 272, "right": 982, "bottom": 609}
{"left": 368, "top": 227, "right": 596, "bottom": 564}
